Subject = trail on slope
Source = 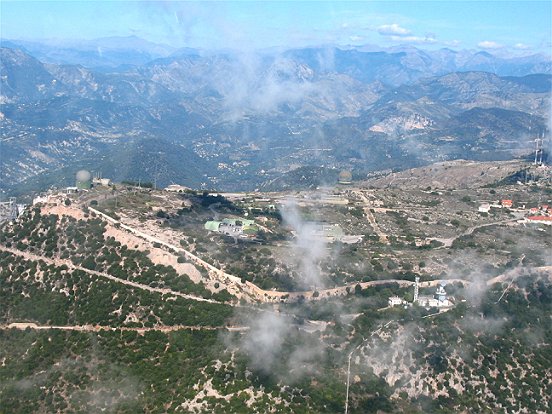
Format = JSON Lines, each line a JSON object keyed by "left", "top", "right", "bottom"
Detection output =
{"left": 0, "top": 245, "right": 228, "bottom": 305}
{"left": 429, "top": 217, "right": 522, "bottom": 247}
{"left": 0, "top": 322, "right": 249, "bottom": 333}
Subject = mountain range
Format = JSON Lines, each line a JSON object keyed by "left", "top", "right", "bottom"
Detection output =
{"left": 1, "top": 38, "right": 550, "bottom": 196}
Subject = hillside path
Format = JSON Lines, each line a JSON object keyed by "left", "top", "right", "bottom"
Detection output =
{"left": 0, "top": 322, "right": 249, "bottom": 333}
{"left": 352, "top": 190, "right": 389, "bottom": 244}
{"left": 429, "top": 217, "right": 522, "bottom": 247}
{"left": 0, "top": 245, "right": 228, "bottom": 306}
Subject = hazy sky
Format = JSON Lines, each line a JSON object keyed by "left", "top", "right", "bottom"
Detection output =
{"left": 1, "top": 1, "right": 551, "bottom": 53}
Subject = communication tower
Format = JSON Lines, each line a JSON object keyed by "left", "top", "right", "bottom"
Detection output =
{"left": 0, "top": 197, "right": 19, "bottom": 223}
{"left": 413, "top": 277, "right": 420, "bottom": 303}
{"left": 534, "top": 135, "right": 544, "bottom": 166}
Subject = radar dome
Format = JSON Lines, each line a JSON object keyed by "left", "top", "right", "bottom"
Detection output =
{"left": 76, "top": 170, "right": 92, "bottom": 189}
{"left": 76, "top": 170, "right": 91, "bottom": 182}
{"left": 338, "top": 170, "right": 352, "bottom": 184}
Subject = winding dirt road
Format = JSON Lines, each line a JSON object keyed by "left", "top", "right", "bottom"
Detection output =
{"left": 5, "top": 200, "right": 549, "bottom": 306}
{"left": 0, "top": 245, "right": 226, "bottom": 305}
{"left": 0, "top": 322, "right": 248, "bottom": 333}
{"left": 429, "top": 217, "right": 523, "bottom": 248}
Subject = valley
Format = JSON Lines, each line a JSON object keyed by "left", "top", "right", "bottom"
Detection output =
{"left": 1, "top": 45, "right": 550, "bottom": 197}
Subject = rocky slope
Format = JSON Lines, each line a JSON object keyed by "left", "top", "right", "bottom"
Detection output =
{"left": 1, "top": 45, "right": 550, "bottom": 196}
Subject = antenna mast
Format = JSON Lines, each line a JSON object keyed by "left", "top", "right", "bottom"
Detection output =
{"left": 534, "top": 136, "right": 543, "bottom": 166}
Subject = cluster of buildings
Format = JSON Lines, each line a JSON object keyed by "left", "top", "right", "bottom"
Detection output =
{"left": 478, "top": 198, "right": 552, "bottom": 225}
{"left": 478, "top": 199, "right": 515, "bottom": 213}
{"left": 65, "top": 170, "right": 111, "bottom": 194}
{"left": 204, "top": 218, "right": 259, "bottom": 240}
{"left": 388, "top": 277, "right": 453, "bottom": 309}
{"left": 526, "top": 204, "right": 552, "bottom": 225}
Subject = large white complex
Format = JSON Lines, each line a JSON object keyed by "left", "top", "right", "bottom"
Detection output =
{"left": 414, "top": 277, "right": 452, "bottom": 308}
{"left": 388, "top": 277, "right": 453, "bottom": 308}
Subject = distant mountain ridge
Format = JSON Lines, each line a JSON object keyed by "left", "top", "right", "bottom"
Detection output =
{"left": 0, "top": 43, "right": 550, "bottom": 196}
{"left": 1, "top": 36, "right": 177, "bottom": 69}
{"left": 4, "top": 37, "right": 550, "bottom": 77}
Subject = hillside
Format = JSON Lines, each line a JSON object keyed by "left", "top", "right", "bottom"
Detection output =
{"left": 361, "top": 159, "right": 530, "bottom": 189}
{"left": 1, "top": 171, "right": 551, "bottom": 413}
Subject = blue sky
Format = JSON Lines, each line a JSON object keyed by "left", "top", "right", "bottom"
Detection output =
{"left": 1, "top": 1, "right": 551, "bottom": 54}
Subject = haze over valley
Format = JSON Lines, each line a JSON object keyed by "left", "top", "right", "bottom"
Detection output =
{"left": 1, "top": 38, "right": 550, "bottom": 195}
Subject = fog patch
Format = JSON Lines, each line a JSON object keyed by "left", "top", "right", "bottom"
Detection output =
{"left": 280, "top": 198, "right": 328, "bottom": 289}
{"left": 212, "top": 52, "right": 318, "bottom": 121}
{"left": 69, "top": 374, "right": 141, "bottom": 413}
{"left": 459, "top": 314, "right": 507, "bottom": 335}
{"left": 225, "top": 310, "right": 325, "bottom": 381}
{"left": 6, "top": 352, "right": 142, "bottom": 413}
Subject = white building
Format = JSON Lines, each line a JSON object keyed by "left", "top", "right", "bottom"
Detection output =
{"left": 478, "top": 204, "right": 490, "bottom": 213}
{"left": 165, "top": 184, "right": 191, "bottom": 193}
{"left": 388, "top": 296, "right": 406, "bottom": 307}
{"left": 388, "top": 278, "right": 454, "bottom": 310}
{"left": 93, "top": 177, "right": 111, "bottom": 186}
{"left": 415, "top": 282, "right": 451, "bottom": 308}
{"left": 33, "top": 195, "right": 50, "bottom": 205}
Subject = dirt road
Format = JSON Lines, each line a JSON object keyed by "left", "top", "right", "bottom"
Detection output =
{"left": 7, "top": 202, "right": 546, "bottom": 306}
{"left": 0, "top": 322, "right": 248, "bottom": 333}
{"left": 352, "top": 190, "right": 389, "bottom": 244}
{"left": 0, "top": 245, "right": 227, "bottom": 305}
{"left": 429, "top": 217, "right": 522, "bottom": 248}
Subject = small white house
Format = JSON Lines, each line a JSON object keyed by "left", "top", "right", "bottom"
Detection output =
{"left": 478, "top": 204, "right": 490, "bottom": 213}
{"left": 165, "top": 184, "right": 191, "bottom": 193}
{"left": 388, "top": 296, "right": 406, "bottom": 307}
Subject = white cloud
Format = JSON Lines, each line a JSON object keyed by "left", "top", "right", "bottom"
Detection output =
{"left": 513, "top": 42, "right": 531, "bottom": 50}
{"left": 477, "top": 40, "right": 503, "bottom": 49}
{"left": 390, "top": 35, "right": 437, "bottom": 44}
{"left": 377, "top": 23, "right": 411, "bottom": 37}
{"left": 349, "top": 35, "right": 364, "bottom": 43}
{"left": 444, "top": 39, "right": 461, "bottom": 47}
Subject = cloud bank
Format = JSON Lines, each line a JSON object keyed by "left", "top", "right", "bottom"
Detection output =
{"left": 377, "top": 24, "right": 412, "bottom": 37}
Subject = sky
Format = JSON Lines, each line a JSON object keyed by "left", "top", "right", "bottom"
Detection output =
{"left": 1, "top": 1, "right": 551, "bottom": 54}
